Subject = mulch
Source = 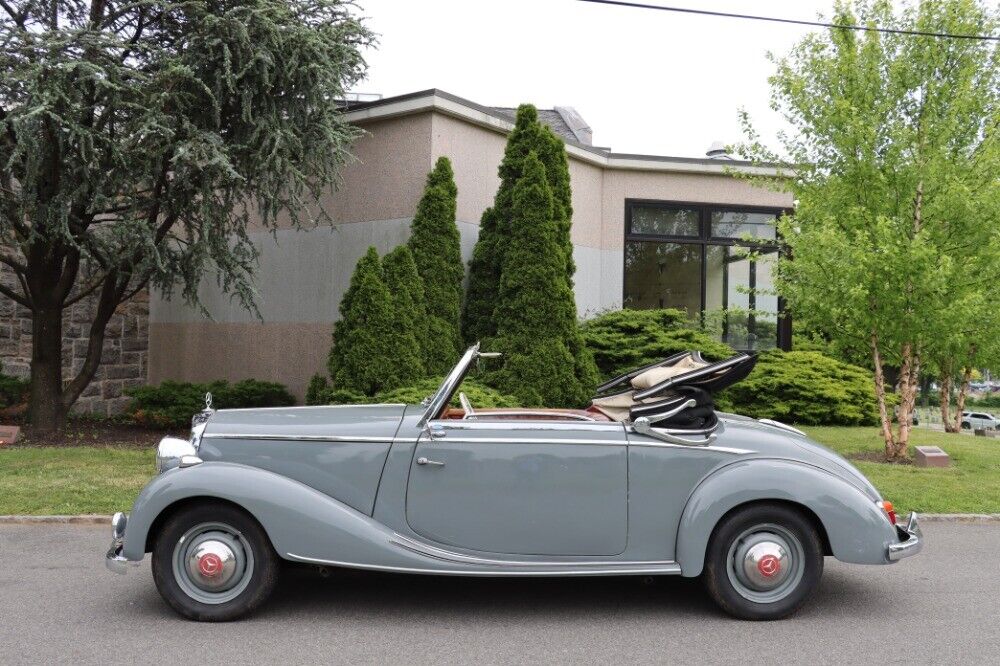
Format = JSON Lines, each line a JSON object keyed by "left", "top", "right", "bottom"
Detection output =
{"left": 1, "top": 419, "right": 171, "bottom": 448}
{"left": 847, "top": 451, "right": 913, "bottom": 465}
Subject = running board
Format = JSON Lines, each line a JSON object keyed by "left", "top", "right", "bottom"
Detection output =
{"left": 383, "top": 532, "right": 682, "bottom": 575}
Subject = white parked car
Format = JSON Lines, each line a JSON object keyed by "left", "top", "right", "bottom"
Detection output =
{"left": 961, "top": 411, "right": 1000, "bottom": 430}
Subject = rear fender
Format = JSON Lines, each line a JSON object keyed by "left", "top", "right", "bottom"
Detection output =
{"left": 123, "top": 462, "right": 402, "bottom": 566}
{"left": 675, "top": 459, "right": 898, "bottom": 576}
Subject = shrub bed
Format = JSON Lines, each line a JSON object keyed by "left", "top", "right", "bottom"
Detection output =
{"left": 720, "top": 350, "right": 879, "bottom": 425}
{"left": 0, "top": 373, "right": 29, "bottom": 409}
{"left": 126, "top": 379, "right": 295, "bottom": 428}
{"left": 580, "top": 308, "right": 735, "bottom": 380}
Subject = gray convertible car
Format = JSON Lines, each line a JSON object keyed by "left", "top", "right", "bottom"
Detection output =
{"left": 106, "top": 345, "right": 921, "bottom": 621}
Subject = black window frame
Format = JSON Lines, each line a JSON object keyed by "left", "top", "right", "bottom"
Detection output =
{"left": 623, "top": 198, "right": 792, "bottom": 351}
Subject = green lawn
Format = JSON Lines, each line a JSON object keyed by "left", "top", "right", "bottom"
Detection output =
{"left": 0, "top": 447, "right": 154, "bottom": 515}
{"left": 801, "top": 426, "right": 1000, "bottom": 515}
{"left": 0, "top": 427, "right": 997, "bottom": 515}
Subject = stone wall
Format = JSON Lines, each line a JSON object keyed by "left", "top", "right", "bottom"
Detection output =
{"left": 0, "top": 278, "right": 149, "bottom": 416}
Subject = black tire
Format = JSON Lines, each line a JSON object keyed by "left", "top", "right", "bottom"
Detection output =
{"left": 151, "top": 502, "right": 279, "bottom": 621}
{"left": 961, "top": 421, "right": 971, "bottom": 430}
{"left": 703, "top": 503, "right": 824, "bottom": 621}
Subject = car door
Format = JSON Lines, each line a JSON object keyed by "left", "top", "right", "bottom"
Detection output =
{"left": 405, "top": 419, "right": 628, "bottom": 556}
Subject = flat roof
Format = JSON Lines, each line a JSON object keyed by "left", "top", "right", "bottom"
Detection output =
{"left": 340, "top": 89, "right": 787, "bottom": 177}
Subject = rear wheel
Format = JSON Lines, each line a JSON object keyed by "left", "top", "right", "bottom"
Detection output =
{"left": 703, "top": 503, "right": 823, "bottom": 620}
{"left": 152, "top": 502, "right": 279, "bottom": 621}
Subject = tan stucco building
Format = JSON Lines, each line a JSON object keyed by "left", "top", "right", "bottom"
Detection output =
{"left": 147, "top": 89, "right": 793, "bottom": 400}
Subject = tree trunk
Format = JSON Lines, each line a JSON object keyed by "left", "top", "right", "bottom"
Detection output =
{"left": 28, "top": 305, "right": 68, "bottom": 433}
{"left": 952, "top": 366, "right": 973, "bottom": 433}
{"left": 870, "top": 332, "right": 896, "bottom": 457}
{"left": 892, "top": 343, "right": 916, "bottom": 461}
{"left": 939, "top": 370, "right": 954, "bottom": 432}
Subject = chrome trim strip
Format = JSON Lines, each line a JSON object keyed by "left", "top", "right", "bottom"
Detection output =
{"left": 628, "top": 440, "right": 753, "bottom": 454}
{"left": 202, "top": 433, "right": 396, "bottom": 444}
{"left": 285, "top": 553, "right": 682, "bottom": 576}
{"left": 201, "top": 431, "right": 750, "bottom": 453}
{"left": 426, "top": 436, "right": 627, "bottom": 446}
{"left": 215, "top": 403, "right": 406, "bottom": 412}
{"left": 389, "top": 533, "right": 673, "bottom": 568}
{"left": 758, "top": 418, "right": 807, "bottom": 437}
{"left": 432, "top": 420, "right": 625, "bottom": 432}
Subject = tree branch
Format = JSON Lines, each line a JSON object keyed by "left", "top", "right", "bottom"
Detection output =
{"left": 0, "top": 250, "right": 27, "bottom": 274}
{"left": 0, "top": 280, "right": 31, "bottom": 309}
{"left": 61, "top": 273, "right": 121, "bottom": 408}
{"left": 0, "top": 0, "right": 25, "bottom": 28}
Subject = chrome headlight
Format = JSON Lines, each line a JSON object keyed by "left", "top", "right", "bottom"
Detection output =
{"left": 156, "top": 436, "right": 198, "bottom": 474}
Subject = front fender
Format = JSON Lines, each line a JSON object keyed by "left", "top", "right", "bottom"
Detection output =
{"left": 675, "top": 459, "right": 898, "bottom": 577}
{"left": 122, "top": 462, "right": 402, "bottom": 565}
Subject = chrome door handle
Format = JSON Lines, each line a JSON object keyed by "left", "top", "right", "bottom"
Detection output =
{"left": 416, "top": 457, "right": 445, "bottom": 467}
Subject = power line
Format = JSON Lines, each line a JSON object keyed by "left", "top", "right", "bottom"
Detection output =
{"left": 576, "top": 0, "right": 1000, "bottom": 41}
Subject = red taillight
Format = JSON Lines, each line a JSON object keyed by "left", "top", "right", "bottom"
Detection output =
{"left": 880, "top": 501, "right": 897, "bottom": 525}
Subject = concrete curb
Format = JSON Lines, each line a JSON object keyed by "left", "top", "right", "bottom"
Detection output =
{"left": 915, "top": 513, "right": 1000, "bottom": 522}
{"left": 1, "top": 513, "right": 999, "bottom": 525}
{"left": 0, "top": 514, "right": 111, "bottom": 525}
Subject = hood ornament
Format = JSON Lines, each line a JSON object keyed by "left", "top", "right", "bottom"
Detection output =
{"left": 204, "top": 392, "right": 213, "bottom": 411}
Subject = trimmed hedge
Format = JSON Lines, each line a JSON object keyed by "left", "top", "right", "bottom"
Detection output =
{"left": 488, "top": 151, "right": 599, "bottom": 407}
{"left": 720, "top": 350, "right": 879, "bottom": 425}
{"left": 580, "top": 308, "right": 735, "bottom": 380}
{"left": 408, "top": 156, "right": 464, "bottom": 374}
{"left": 126, "top": 379, "right": 295, "bottom": 428}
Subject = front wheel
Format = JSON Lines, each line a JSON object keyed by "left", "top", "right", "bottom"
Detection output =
{"left": 152, "top": 502, "right": 279, "bottom": 621}
{"left": 703, "top": 503, "right": 824, "bottom": 620}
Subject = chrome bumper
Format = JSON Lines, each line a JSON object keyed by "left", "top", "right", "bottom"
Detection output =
{"left": 105, "top": 512, "right": 131, "bottom": 574}
{"left": 887, "top": 512, "right": 923, "bottom": 561}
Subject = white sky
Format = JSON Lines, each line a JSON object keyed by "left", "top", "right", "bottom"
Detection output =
{"left": 356, "top": 0, "right": 848, "bottom": 158}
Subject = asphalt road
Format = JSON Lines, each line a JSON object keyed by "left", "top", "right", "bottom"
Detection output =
{"left": 1, "top": 522, "right": 998, "bottom": 665}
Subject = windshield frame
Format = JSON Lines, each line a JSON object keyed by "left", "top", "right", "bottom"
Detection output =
{"left": 417, "top": 343, "right": 480, "bottom": 427}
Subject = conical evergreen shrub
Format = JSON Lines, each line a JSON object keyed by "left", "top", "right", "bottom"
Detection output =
{"left": 462, "top": 104, "right": 577, "bottom": 343}
{"left": 489, "top": 152, "right": 598, "bottom": 406}
{"left": 382, "top": 244, "right": 427, "bottom": 376}
{"left": 408, "top": 157, "right": 464, "bottom": 373}
{"left": 327, "top": 247, "right": 422, "bottom": 395}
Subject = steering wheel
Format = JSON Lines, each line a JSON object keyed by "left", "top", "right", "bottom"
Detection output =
{"left": 459, "top": 392, "right": 476, "bottom": 420}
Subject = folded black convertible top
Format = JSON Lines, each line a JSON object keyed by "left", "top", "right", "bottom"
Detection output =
{"left": 592, "top": 352, "right": 757, "bottom": 431}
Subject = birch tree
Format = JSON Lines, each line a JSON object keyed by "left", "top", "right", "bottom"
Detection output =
{"left": 740, "top": 0, "right": 1000, "bottom": 459}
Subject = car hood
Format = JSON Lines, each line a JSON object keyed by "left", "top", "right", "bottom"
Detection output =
{"left": 716, "top": 414, "right": 882, "bottom": 502}
{"left": 203, "top": 404, "right": 407, "bottom": 441}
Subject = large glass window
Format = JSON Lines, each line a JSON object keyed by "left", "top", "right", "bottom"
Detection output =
{"left": 623, "top": 202, "right": 786, "bottom": 351}
{"left": 624, "top": 242, "right": 702, "bottom": 312}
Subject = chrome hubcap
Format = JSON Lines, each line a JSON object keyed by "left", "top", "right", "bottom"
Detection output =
{"left": 726, "top": 524, "right": 804, "bottom": 603}
{"left": 172, "top": 523, "right": 254, "bottom": 604}
{"left": 186, "top": 539, "right": 239, "bottom": 591}
{"left": 738, "top": 540, "right": 790, "bottom": 591}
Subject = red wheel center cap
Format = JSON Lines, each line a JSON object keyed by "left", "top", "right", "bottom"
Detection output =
{"left": 757, "top": 554, "right": 781, "bottom": 577}
{"left": 198, "top": 552, "right": 223, "bottom": 577}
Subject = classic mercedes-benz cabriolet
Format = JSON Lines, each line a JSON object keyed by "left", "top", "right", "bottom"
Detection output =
{"left": 106, "top": 344, "right": 921, "bottom": 621}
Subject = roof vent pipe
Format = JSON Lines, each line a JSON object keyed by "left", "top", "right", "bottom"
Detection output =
{"left": 706, "top": 141, "right": 733, "bottom": 160}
